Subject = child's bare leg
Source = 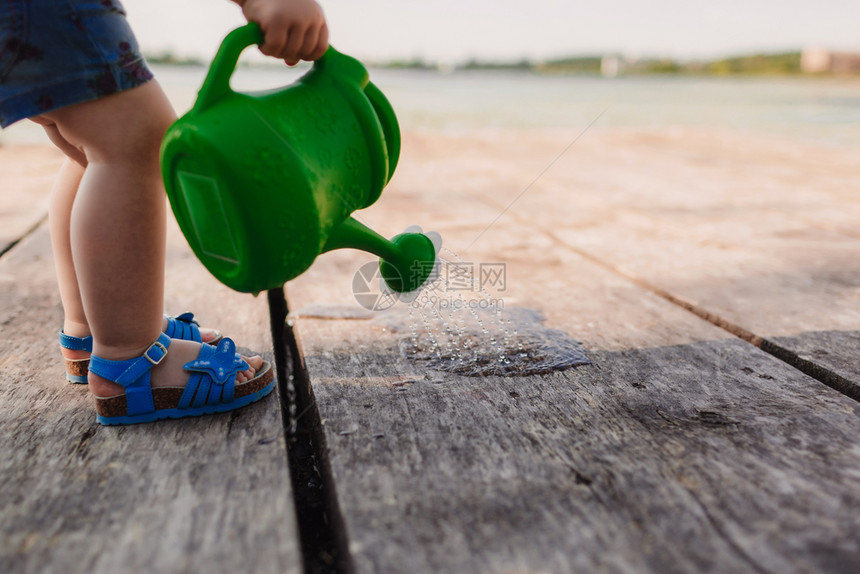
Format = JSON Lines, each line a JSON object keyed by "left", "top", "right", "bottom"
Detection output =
{"left": 38, "top": 114, "right": 219, "bottom": 369}
{"left": 39, "top": 81, "right": 260, "bottom": 397}
{"left": 47, "top": 158, "right": 88, "bottom": 340}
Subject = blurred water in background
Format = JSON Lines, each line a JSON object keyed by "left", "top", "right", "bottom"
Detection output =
{"left": 2, "top": 63, "right": 858, "bottom": 148}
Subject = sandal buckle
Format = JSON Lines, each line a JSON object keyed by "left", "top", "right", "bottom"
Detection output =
{"left": 144, "top": 340, "right": 168, "bottom": 365}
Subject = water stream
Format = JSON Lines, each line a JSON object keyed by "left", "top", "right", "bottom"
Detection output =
{"left": 372, "top": 252, "right": 590, "bottom": 376}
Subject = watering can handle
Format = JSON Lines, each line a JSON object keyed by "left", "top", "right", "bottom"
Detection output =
{"left": 194, "top": 23, "right": 330, "bottom": 113}
{"left": 194, "top": 23, "right": 261, "bottom": 113}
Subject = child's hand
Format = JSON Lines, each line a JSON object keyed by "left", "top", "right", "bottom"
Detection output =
{"left": 234, "top": 0, "right": 329, "bottom": 65}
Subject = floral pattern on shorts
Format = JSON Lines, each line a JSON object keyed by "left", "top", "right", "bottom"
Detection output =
{"left": 0, "top": 0, "right": 154, "bottom": 127}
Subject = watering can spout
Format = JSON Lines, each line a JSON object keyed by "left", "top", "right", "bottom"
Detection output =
{"left": 323, "top": 217, "right": 441, "bottom": 293}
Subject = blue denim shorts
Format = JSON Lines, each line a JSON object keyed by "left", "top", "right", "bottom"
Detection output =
{"left": 0, "top": 0, "right": 153, "bottom": 127}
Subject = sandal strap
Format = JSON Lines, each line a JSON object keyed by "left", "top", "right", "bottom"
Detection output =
{"left": 164, "top": 312, "right": 202, "bottom": 343}
{"left": 178, "top": 338, "right": 248, "bottom": 410}
{"left": 89, "top": 333, "right": 172, "bottom": 416}
{"left": 59, "top": 330, "right": 93, "bottom": 352}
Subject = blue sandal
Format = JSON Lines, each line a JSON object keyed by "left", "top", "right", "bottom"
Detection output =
{"left": 163, "top": 312, "right": 222, "bottom": 343}
{"left": 90, "top": 334, "right": 274, "bottom": 425}
{"left": 59, "top": 312, "right": 222, "bottom": 384}
{"left": 59, "top": 331, "right": 93, "bottom": 384}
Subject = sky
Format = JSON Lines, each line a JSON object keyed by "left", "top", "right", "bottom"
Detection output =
{"left": 123, "top": 0, "right": 860, "bottom": 64}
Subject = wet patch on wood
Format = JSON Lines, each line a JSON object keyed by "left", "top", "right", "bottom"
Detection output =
{"left": 373, "top": 306, "right": 590, "bottom": 376}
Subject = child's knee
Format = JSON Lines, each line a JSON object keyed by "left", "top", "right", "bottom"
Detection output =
{"left": 41, "top": 81, "right": 176, "bottom": 167}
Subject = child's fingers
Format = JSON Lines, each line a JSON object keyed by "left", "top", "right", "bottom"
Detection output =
{"left": 310, "top": 24, "right": 329, "bottom": 61}
{"left": 299, "top": 25, "right": 321, "bottom": 61}
{"left": 282, "top": 24, "right": 306, "bottom": 63}
{"left": 258, "top": 20, "right": 289, "bottom": 59}
{"left": 282, "top": 22, "right": 327, "bottom": 65}
{"left": 243, "top": 0, "right": 328, "bottom": 64}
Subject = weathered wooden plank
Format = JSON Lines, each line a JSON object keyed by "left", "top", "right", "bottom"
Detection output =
{"left": 288, "top": 186, "right": 860, "bottom": 573}
{"left": 389, "top": 128, "right": 860, "bottom": 390}
{"left": 0, "top": 145, "right": 63, "bottom": 253}
{"left": 0, "top": 216, "right": 300, "bottom": 574}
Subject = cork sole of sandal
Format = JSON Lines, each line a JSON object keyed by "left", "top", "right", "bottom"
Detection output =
{"left": 64, "top": 357, "right": 90, "bottom": 384}
{"left": 95, "top": 360, "right": 274, "bottom": 425}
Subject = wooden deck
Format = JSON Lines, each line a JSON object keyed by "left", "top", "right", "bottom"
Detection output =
{"left": 0, "top": 148, "right": 300, "bottom": 574}
{"left": 1, "top": 127, "right": 859, "bottom": 573}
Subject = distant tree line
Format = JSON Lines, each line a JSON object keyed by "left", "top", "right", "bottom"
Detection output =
{"left": 147, "top": 50, "right": 858, "bottom": 76}
{"left": 378, "top": 52, "right": 814, "bottom": 76}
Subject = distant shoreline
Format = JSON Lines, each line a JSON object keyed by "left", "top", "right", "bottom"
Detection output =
{"left": 145, "top": 49, "right": 860, "bottom": 77}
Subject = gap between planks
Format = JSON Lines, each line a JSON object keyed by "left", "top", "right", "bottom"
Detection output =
{"left": 0, "top": 214, "right": 46, "bottom": 260}
{"left": 269, "top": 287, "right": 355, "bottom": 574}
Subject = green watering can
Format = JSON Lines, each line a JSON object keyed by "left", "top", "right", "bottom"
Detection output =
{"left": 161, "top": 24, "right": 440, "bottom": 295}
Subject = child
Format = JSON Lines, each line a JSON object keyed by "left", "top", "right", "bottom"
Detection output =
{"left": 0, "top": 0, "right": 328, "bottom": 424}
